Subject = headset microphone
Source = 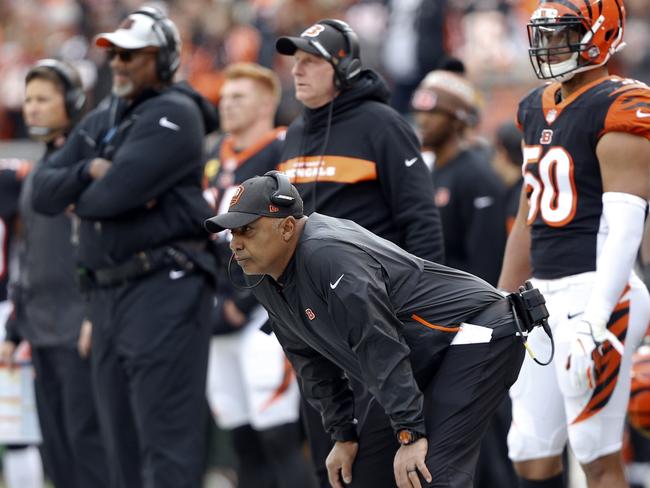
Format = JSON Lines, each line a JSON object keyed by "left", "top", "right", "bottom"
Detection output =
{"left": 28, "top": 126, "right": 54, "bottom": 138}
{"left": 227, "top": 254, "right": 265, "bottom": 290}
{"left": 27, "top": 125, "right": 69, "bottom": 141}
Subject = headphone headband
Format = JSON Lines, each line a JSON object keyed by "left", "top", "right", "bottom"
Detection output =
{"left": 131, "top": 7, "right": 180, "bottom": 82}
{"left": 264, "top": 171, "right": 297, "bottom": 208}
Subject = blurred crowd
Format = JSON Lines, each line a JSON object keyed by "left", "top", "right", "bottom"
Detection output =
{"left": 2, "top": 2, "right": 650, "bottom": 487}
{"left": 1, "top": 0, "right": 649, "bottom": 141}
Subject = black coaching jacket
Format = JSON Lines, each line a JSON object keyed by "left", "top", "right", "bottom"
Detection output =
{"left": 252, "top": 213, "right": 512, "bottom": 441}
{"left": 278, "top": 70, "right": 444, "bottom": 263}
{"left": 30, "top": 82, "right": 218, "bottom": 272}
{"left": 8, "top": 144, "right": 85, "bottom": 347}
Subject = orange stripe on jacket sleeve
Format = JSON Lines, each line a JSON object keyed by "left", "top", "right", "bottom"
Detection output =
{"left": 278, "top": 155, "right": 377, "bottom": 184}
{"left": 411, "top": 314, "right": 461, "bottom": 332}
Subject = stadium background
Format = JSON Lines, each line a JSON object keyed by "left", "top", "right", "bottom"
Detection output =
{"left": 1, "top": 0, "right": 650, "bottom": 487}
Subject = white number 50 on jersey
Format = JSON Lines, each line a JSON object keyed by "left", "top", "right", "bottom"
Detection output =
{"left": 523, "top": 145, "right": 577, "bottom": 227}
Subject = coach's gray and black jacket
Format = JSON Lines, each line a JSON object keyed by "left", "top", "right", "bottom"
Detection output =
{"left": 6, "top": 144, "right": 84, "bottom": 348}
{"left": 252, "top": 212, "right": 513, "bottom": 442}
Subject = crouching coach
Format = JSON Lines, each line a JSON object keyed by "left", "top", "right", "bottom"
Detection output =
{"left": 205, "top": 171, "right": 548, "bottom": 488}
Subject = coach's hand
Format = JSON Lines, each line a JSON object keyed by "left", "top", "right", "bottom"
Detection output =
{"left": 0, "top": 341, "right": 16, "bottom": 367}
{"left": 88, "top": 158, "right": 112, "bottom": 180}
{"left": 326, "top": 440, "right": 358, "bottom": 487}
{"left": 394, "top": 438, "right": 432, "bottom": 488}
{"left": 78, "top": 319, "right": 93, "bottom": 358}
{"left": 223, "top": 300, "right": 246, "bottom": 328}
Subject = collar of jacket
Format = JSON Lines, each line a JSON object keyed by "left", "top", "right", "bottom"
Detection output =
{"left": 45, "top": 138, "right": 64, "bottom": 153}
{"left": 275, "top": 216, "right": 316, "bottom": 287}
{"left": 116, "top": 87, "right": 160, "bottom": 120}
{"left": 301, "top": 69, "right": 391, "bottom": 132}
{"left": 275, "top": 242, "right": 298, "bottom": 288}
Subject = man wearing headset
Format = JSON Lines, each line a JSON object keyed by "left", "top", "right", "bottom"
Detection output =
{"left": 0, "top": 60, "right": 108, "bottom": 488}
{"left": 204, "top": 172, "right": 533, "bottom": 488}
{"left": 499, "top": 0, "right": 650, "bottom": 486}
{"left": 203, "top": 62, "right": 315, "bottom": 488}
{"left": 275, "top": 20, "right": 445, "bottom": 487}
{"left": 29, "top": 8, "right": 219, "bottom": 488}
{"left": 275, "top": 20, "right": 443, "bottom": 263}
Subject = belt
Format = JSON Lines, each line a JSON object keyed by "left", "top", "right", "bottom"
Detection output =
{"left": 91, "top": 248, "right": 170, "bottom": 287}
{"left": 86, "top": 239, "right": 205, "bottom": 288}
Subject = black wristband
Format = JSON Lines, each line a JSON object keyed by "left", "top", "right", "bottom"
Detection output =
{"left": 331, "top": 425, "right": 358, "bottom": 443}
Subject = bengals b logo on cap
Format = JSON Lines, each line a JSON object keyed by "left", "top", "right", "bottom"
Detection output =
{"left": 302, "top": 24, "right": 325, "bottom": 38}
{"left": 229, "top": 185, "right": 245, "bottom": 208}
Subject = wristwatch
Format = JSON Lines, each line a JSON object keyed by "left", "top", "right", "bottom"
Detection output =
{"left": 397, "top": 429, "right": 425, "bottom": 446}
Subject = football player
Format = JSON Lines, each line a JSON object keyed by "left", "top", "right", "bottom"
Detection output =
{"left": 499, "top": 1, "right": 650, "bottom": 487}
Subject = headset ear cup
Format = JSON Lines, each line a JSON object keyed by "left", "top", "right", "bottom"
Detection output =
{"left": 317, "top": 19, "right": 361, "bottom": 89}
{"left": 345, "top": 58, "right": 361, "bottom": 81}
{"left": 152, "top": 20, "right": 171, "bottom": 81}
{"left": 265, "top": 171, "right": 295, "bottom": 207}
{"left": 68, "top": 88, "right": 86, "bottom": 121}
{"left": 336, "top": 57, "right": 362, "bottom": 88}
{"left": 132, "top": 8, "right": 180, "bottom": 82}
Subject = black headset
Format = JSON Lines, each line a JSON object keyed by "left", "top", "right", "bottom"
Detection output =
{"left": 132, "top": 7, "right": 180, "bottom": 83}
{"left": 264, "top": 171, "right": 297, "bottom": 208}
{"left": 314, "top": 19, "right": 361, "bottom": 89}
{"left": 27, "top": 59, "right": 86, "bottom": 120}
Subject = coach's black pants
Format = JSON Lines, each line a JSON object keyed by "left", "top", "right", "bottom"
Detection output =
{"left": 305, "top": 335, "right": 524, "bottom": 488}
{"left": 31, "top": 345, "right": 108, "bottom": 488}
{"left": 89, "top": 269, "right": 213, "bottom": 488}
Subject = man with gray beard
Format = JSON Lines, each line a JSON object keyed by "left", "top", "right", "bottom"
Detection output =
{"left": 30, "top": 7, "right": 219, "bottom": 488}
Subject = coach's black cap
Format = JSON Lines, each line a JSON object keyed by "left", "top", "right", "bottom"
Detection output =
{"left": 276, "top": 22, "right": 347, "bottom": 59}
{"left": 204, "top": 174, "right": 304, "bottom": 233}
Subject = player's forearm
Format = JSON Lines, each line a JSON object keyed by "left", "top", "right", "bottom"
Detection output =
{"left": 583, "top": 192, "right": 646, "bottom": 335}
{"left": 498, "top": 216, "right": 531, "bottom": 292}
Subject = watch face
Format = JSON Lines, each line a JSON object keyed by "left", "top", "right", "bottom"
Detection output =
{"left": 398, "top": 430, "right": 413, "bottom": 445}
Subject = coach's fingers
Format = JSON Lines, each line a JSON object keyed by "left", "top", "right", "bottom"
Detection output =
{"left": 327, "top": 466, "right": 344, "bottom": 488}
{"left": 408, "top": 468, "right": 422, "bottom": 488}
{"left": 340, "top": 458, "right": 353, "bottom": 485}
{"left": 417, "top": 456, "right": 432, "bottom": 484}
{"left": 326, "top": 441, "right": 357, "bottom": 487}
{"left": 0, "top": 341, "right": 16, "bottom": 367}
{"left": 78, "top": 319, "right": 93, "bottom": 358}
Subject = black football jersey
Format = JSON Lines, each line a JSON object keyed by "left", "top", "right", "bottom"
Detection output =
{"left": 517, "top": 76, "right": 650, "bottom": 279}
{"left": 203, "top": 128, "right": 286, "bottom": 221}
